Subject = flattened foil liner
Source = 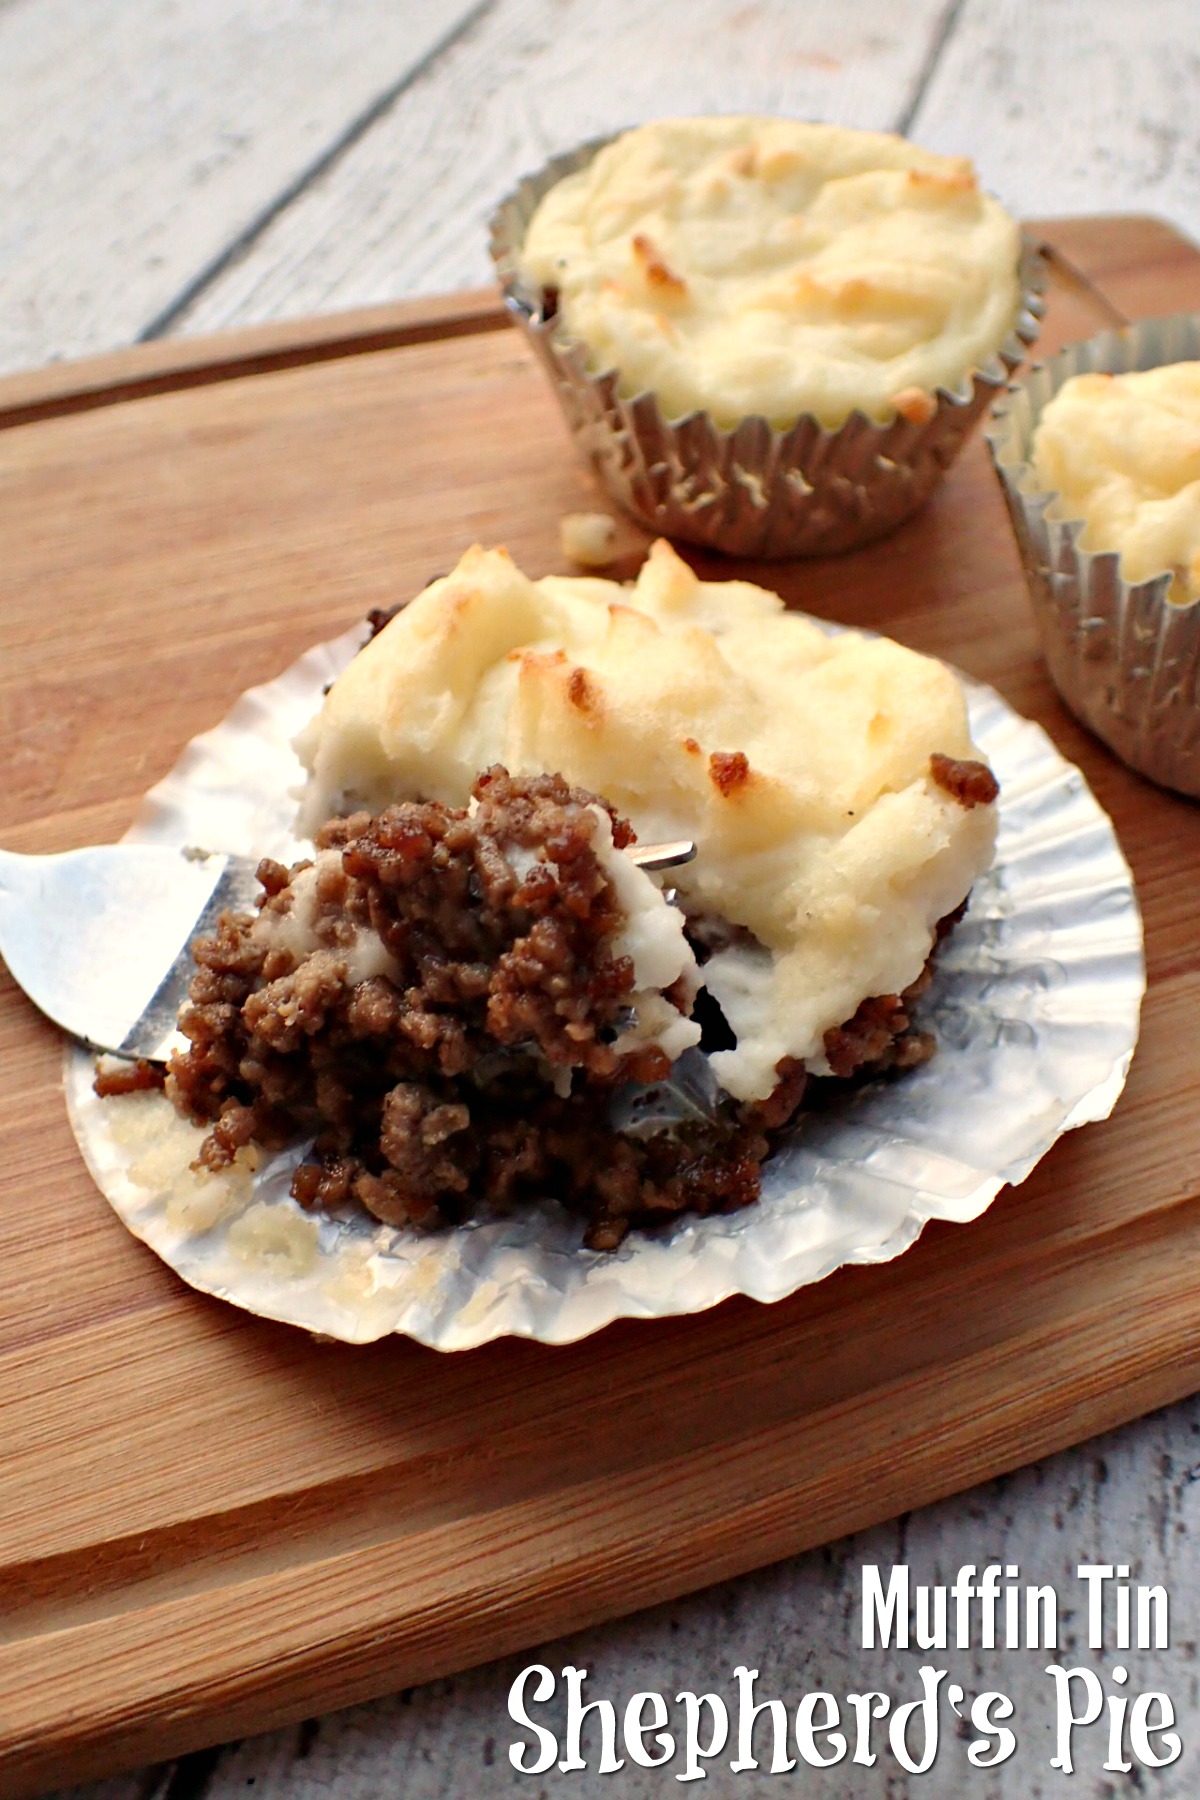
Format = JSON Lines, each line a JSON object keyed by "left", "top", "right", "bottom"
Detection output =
{"left": 986, "top": 313, "right": 1200, "bottom": 798}
{"left": 488, "top": 137, "right": 1046, "bottom": 557}
{"left": 65, "top": 621, "right": 1143, "bottom": 1351}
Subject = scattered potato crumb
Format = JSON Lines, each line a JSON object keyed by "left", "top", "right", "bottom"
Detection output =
{"left": 323, "top": 1243, "right": 379, "bottom": 1306}
{"left": 892, "top": 386, "right": 937, "bottom": 426}
{"left": 560, "top": 511, "right": 619, "bottom": 567}
{"left": 165, "top": 1167, "right": 248, "bottom": 1236}
{"left": 103, "top": 1088, "right": 170, "bottom": 1149}
{"left": 228, "top": 1202, "right": 320, "bottom": 1274}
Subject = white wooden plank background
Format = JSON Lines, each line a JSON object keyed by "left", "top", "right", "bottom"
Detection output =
{"left": 0, "top": 0, "right": 483, "bottom": 374}
{"left": 0, "top": 0, "right": 1195, "bottom": 1794}
{"left": 910, "top": 0, "right": 1200, "bottom": 233}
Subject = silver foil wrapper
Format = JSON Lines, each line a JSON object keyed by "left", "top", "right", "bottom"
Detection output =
{"left": 986, "top": 313, "right": 1200, "bottom": 798}
{"left": 489, "top": 137, "right": 1046, "bottom": 557}
{"left": 65, "top": 621, "right": 1143, "bottom": 1350}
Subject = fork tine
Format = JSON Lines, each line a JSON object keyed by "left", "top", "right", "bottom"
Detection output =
{"left": 117, "top": 857, "right": 266, "bottom": 1061}
{"left": 627, "top": 839, "right": 696, "bottom": 872}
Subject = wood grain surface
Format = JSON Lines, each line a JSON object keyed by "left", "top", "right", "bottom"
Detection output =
{"left": 2, "top": 215, "right": 1199, "bottom": 1797}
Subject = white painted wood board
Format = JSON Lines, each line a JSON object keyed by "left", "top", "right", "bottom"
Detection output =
{"left": 909, "top": 0, "right": 1200, "bottom": 245}
{"left": 0, "top": 0, "right": 483, "bottom": 375}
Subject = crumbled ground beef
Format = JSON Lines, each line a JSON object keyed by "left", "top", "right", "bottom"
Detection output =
{"left": 109, "top": 764, "right": 962, "bottom": 1252}
{"left": 742, "top": 1056, "right": 808, "bottom": 1132}
{"left": 822, "top": 965, "right": 936, "bottom": 1080}
{"left": 930, "top": 752, "right": 1000, "bottom": 809}
{"left": 93, "top": 1058, "right": 167, "bottom": 1098}
{"left": 163, "top": 767, "right": 769, "bottom": 1248}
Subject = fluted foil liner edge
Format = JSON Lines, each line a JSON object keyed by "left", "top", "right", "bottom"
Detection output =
{"left": 488, "top": 136, "right": 1046, "bottom": 557}
{"left": 64, "top": 620, "right": 1143, "bottom": 1349}
{"left": 986, "top": 312, "right": 1200, "bottom": 799}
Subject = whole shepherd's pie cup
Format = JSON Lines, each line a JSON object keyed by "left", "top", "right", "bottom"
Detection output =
{"left": 987, "top": 314, "right": 1200, "bottom": 799}
{"left": 489, "top": 117, "right": 1045, "bottom": 557}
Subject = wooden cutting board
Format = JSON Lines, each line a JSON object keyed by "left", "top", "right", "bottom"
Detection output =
{"left": 2, "top": 216, "right": 1198, "bottom": 1797}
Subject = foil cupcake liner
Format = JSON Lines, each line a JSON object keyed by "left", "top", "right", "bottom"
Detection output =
{"left": 65, "top": 618, "right": 1142, "bottom": 1350}
{"left": 987, "top": 313, "right": 1200, "bottom": 799}
{"left": 489, "top": 136, "right": 1046, "bottom": 558}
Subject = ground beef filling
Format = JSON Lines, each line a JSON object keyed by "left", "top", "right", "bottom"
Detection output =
{"left": 822, "top": 969, "right": 936, "bottom": 1080}
{"left": 151, "top": 766, "right": 958, "bottom": 1252}
{"left": 94, "top": 1057, "right": 166, "bottom": 1098}
{"left": 930, "top": 752, "right": 1000, "bottom": 809}
{"left": 164, "top": 767, "right": 748, "bottom": 1248}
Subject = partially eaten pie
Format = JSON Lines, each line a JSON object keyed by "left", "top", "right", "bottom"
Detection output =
{"left": 148, "top": 541, "right": 998, "bottom": 1250}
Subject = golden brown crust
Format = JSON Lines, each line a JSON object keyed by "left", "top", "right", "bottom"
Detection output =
{"left": 631, "top": 231, "right": 687, "bottom": 297}
{"left": 709, "top": 749, "right": 751, "bottom": 796}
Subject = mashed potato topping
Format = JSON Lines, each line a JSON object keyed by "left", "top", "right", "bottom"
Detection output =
{"left": 517, "top": 116, "right": 1021, "bottom": 430}
{"left": 297, "top": 542, "right": 997, "bottom": 1102}
{"left": 1031, "top": 364, "right": 1200, "bottom": 604}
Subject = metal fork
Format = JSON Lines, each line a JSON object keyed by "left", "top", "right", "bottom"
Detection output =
{"left": 0, "top": 838, "right": 697, "bottom": 1061}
